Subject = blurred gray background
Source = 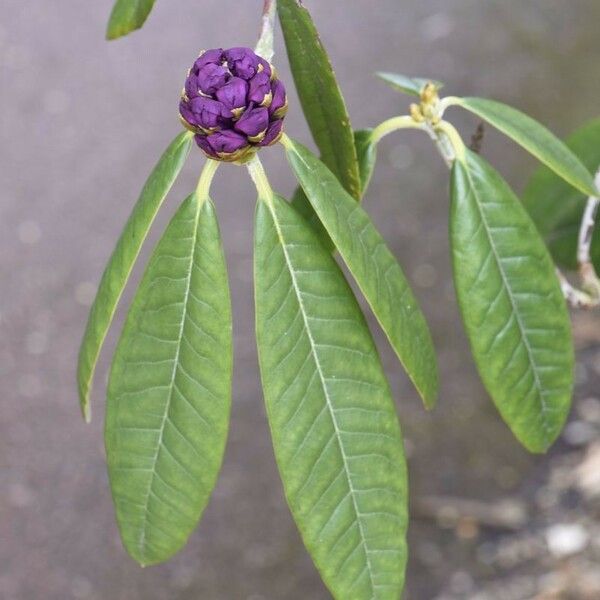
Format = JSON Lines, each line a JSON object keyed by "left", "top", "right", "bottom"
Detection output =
{"left": 1, "top": 1, "right": 600, "bottom": 599}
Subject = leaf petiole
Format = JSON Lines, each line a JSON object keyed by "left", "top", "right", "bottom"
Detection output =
{"left": 433, "top": 120, "right": 466, "bottom": 164}
{"left": 196, "top": 158, "right": 220, "bottom": 203}
{"left": 247, "top": 154, "right": 275, "bottom": 206}
{"left": 370, "top": 115, "right": 425, "bottom": 145}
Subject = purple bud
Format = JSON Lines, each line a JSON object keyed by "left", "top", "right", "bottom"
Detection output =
{"left": 224, "top": 47, "right": 259, "bottom": 80}
{"left": 181, "top": 48, "right": 287, "bottom": 159}
{"left": 206, "top": 130, "right": 249, "bottom": 155}
{"left": 257, "top": 57, "right": 272, "bottom": 79}
{"left": 234, "top": 106, "right": 269, "bottom": 138}
{"left": 187, "top": 96, "right": 232, "bottom": 130}
{"left": 259, "top": 119, "right": 284, "bottom": 146}
{"left": 248, "top": 72, "right": 271, "bottom": 105}
{"left": 269, "top": 79, "right": 287, "bottom": 117}
{"left": 194, "top": 48, "right": 224, "bottom": 71}
{"left": 194, "top": 134, "right": 219, "bottom": 158}
{"left": 215, "top": 77, "right": 248, "bottom": 110}
{"left": 179, "top": 100, "right": 199, "bottom": 128}
{"left": 184, "top": 73, "right": 199, "bottom": 99}
{"left": 196, "top": 63, "right": 229, "bottom": 95}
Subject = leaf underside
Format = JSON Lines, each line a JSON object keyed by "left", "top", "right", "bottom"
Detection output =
{"left": 522, "top": 117, "right": 600, "bottom": 271}
{"left": 376, "top": 72, "right": 444, "bottom": 97}
{"left": 106, "top": 193, "right": 232, "bottom": 565}
{"left": 254, "top": 195, "right": 408, "bottom": 600}
{"left": 451, "top": 150, "right": 574, "bottom": 453}
{"left": 285, "top": 138, "right": 438, "bottom": 408}
{"left": 107, "top": 0, "right": 157, "bottom": 40}
{"left": 457, "top": 97, "right": 597, "bottom": 197}
{"left": 77, "top": 131, "right": 193, "bottom": 421}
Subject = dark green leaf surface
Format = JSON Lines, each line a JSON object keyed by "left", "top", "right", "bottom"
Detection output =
{"left": 523, "top": 117, "right": 600, "bottom": 271}
{"left": 451, "top": 150, "right": 574, "bottom": 453}
{"left": 254, "top": 194, "right": 408, "bottom": 599}
{"left": 376, "top": 72, "right": 443, "bottom": 97}
{"left": 455, "top": 97, "right": 597, "bottom": 197}
{"left": 284, "top": 138, "right": 438, "bottom": 408}
{"left": 106, "top": 192, "right": 232, "bottom": 565}
{"left": 107, "top": 0, "right": 156, "bottom": 40}
{"left": 291, "top": 130, "right": 378, "bottom": 250}
{"left": 77, "top": 131, "right": 193, "bottom": 421}
{"left": 278, "top": 0, "right": 361, "bottom": 200}
{"left": 354, "top": 129, "right": 378, "bottom": 195}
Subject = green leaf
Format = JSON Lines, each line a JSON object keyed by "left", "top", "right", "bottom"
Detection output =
{"left": 452, "top": 97, "right": 597, "bottom": 197}
{"left": 354, "top": 129, "right": 378, "bottom": 195}
{"left": 450, "top": 149, "right": 574, "bottom": 453}
{"left": 291, "top": 130, "right": 378, "bottom": 251}
{"left": 376, "top": 72, "right": 444, "bottom": 97}
{"left": 284, "top": 137, "right": 438, "bottom": 408}
{"left": 77, "top": 131, "right": 193, "bottom": 422}
{"left": 278, "top": 0, "right": 361, "bottom": 201}
{"left": 522, "top": 117, "right": 600, "bottom": 271}
{"left": 254, "top": 193, "right": 408, "bottom": 600}
{"left": 105, "top": 191, "right": 232, "bottom": 566}
{"left": 107, "top": 0, "right": 157, "bottom": 40}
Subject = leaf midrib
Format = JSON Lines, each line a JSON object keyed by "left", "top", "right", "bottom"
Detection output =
{"left": 267, "top": 200, "right": 377, "bottom": 596}
{"left": 135, "top": 194, "right": 204, "bottom": 562}
{"left": 288, "top": 144, "right": 436, "bottom": 406}
{"left": 463, "top": 162, "right": 552, "bottom": 442}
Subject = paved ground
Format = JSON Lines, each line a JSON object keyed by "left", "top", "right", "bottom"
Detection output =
{"left": 1, "top": 1, "right": 599, "bottom": 598}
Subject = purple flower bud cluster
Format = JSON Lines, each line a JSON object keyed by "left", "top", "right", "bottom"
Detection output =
{"left": 179, "top": 47, "right": 287, "bottom": 162}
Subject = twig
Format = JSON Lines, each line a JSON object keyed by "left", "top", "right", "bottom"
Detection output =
{"left": 557, "top": 269, "right": 598, "bottom": 309}
{"left": 559, "top": 169, "right": 600, "bottom": 309}
{"left": 255, "top": 0, "right": 277, "bottom": 62}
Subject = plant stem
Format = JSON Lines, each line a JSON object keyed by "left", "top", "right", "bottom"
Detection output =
{"left": 255, "top": 0, "right": 277, "bottom": 62}
{"left": 370, "top": 116, "right": 465, "bottom": 168}
{"left": 370, "top": 116, "right": 425, "bottom": 145}
{"left": 247, "top": 154, "right": 274, "bottom": 205}
{"left": 195, "top": 158, "right": 220, "bottom": 202}
{"left": 567, "top": 168, "right": 600, "bottom": 306}
{"left": 556, "top": 269, "right": 599, "bottom": 309}
{"left": 432, "top": 120, "right": 466, "bottom": 164}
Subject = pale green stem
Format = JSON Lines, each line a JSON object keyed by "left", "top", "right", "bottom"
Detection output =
{"left": 370, "top": 116, "right": 425, "bottom": 145}
{"left": 433, "top": 120, "right": 466, "bottom": 164}
{"left": 247, "top": 154, "right": 274, "bottom": 206}
{"left": 255, "top": 0, "right": 277, "bottom": 62}
{"left": 437, "top": 95, "right": 463, "bottom": 117}
{"left": 196, "top": 158, "right": 220, "bottom": 202}
{"left": 370, "top": 115, "right": 465, "bottom": 168}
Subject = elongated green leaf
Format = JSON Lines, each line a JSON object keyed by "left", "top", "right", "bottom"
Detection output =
{"left": 254, "top": 193, "right": 408, "bottom": 600}
{"left": 523, "top": 117, "right": 600, "bottom": 271}
{"left": 291, "top": 129, "right": 379, "bottom": 250}
{"left": 354, "top": 129, "right": 378, "bottom": 195}
{"left": 376, "top": 72, "right": 443, "bottom": 97}
{"left": 450, "top": 149, "right": 574, "bottom": 453}
{"left": 284, "top": 137, "right": 438, "bottom": 408}
{"left": 278, "top": 0, "right": 361, "bottom": 201}
{"left": 78, "top": 131, "right": 193, "bottom": 422}
{"left": 105, "top": 191, "right": 232, "bottom": 566}
{"left": 452, "top": 97, "right": 597, "bottom": 197}
{"left": 107, "top": 0, "right": 157, "bottom": 40}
